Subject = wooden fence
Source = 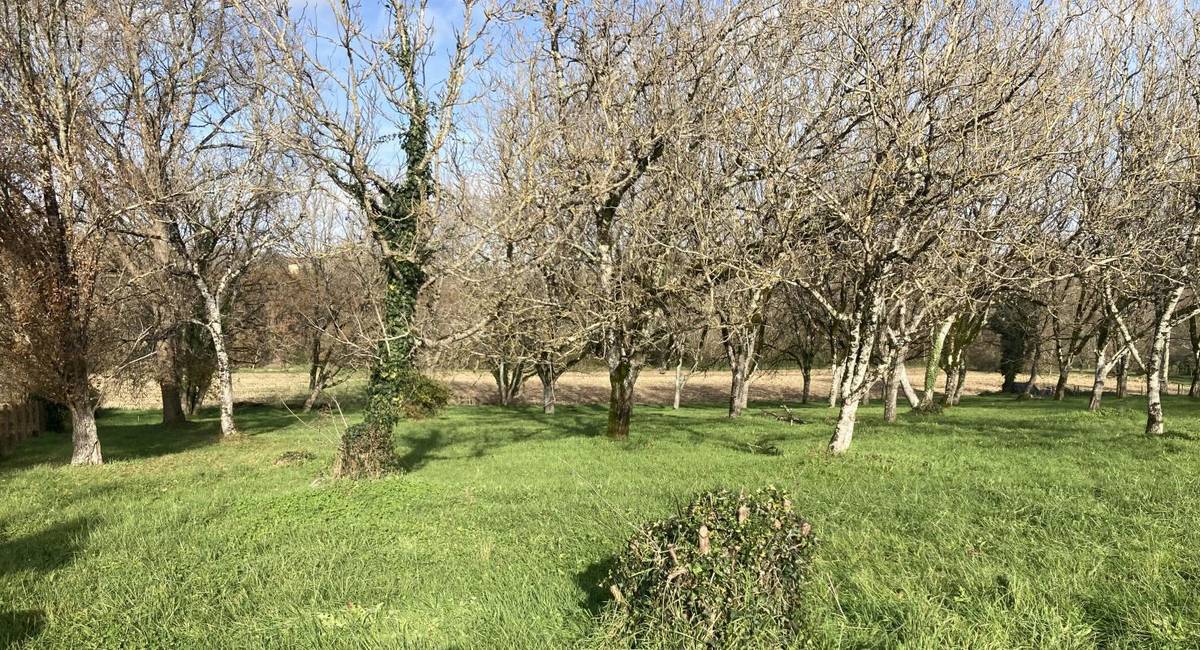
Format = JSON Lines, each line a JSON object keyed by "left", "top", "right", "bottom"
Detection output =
{"left": 0, "top": 399, "right": 47, "bottom": 457}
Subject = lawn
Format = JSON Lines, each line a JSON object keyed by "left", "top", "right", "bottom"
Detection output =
{"left": 2, "top": 396, "right": 1200, "bottom": 648}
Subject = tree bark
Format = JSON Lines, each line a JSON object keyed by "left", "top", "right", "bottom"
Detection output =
{"left": 883, "top": 359, "right": 900, "bottom": 423}
{"left": 952, "top": 365, "right": 967, "bottom": 405}
{"left": 829, "top": 394, "right": 860, "bottom": 454}
{"left": 492, "top": 360, "right": 526, "bottom": 406}
{"left": 800, "top": 364, "right": 811, "bottom": 404}
{"left": 1189, "top": 316, "right": 1200, "bottom": 398}
{"left": 941, "top": 365, "right": 960, "bottom": 408}
{"left": 68, "top": 394, "right": 101, "bottom": 465}
{"left": 828, "top": 360, "right": 844, "bottom": 407}
{"left": 673, "top": 358, "right": 685, "bottom": 410}
{"left": 1116, "top": 356, "right": 1129, "bottom": 398}
{"left": 919, "top": 317, "right": 954, "bottom": 409}
{"left": 1053, "top": 368, "right": 1070, "bottom": 401}
{"left": 204, "top": 308, "right": 238, "bottom": 437}
{"left": 1145, "top": 288, "right": 1183, "bottom": 436}
{"left": 157, "top": 338, "right": 186, "bottom": 425}
{"left": 1021, "top": 340, "right": 1041, "bottom": 398}
{"left": 541, "top": 375, "right": 556, "bottom": 414}
{"left": 607, "top": 358, "right": 640, "bottom": 439}
{"left": 302, "top": 375, "right": 327, "bottom": 413}
{"left": 898, "top": 366, "right": 919, "bottom": 407}
{"left": 728, "top": 356, "right": 750, "bottom": 417}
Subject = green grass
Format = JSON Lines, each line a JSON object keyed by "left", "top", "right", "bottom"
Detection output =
{"left": 2, "top": 396, "right": 1200, "bottom": 648}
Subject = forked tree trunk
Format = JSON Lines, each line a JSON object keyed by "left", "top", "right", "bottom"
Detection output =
{"left": 1146, "top": 345, "right": 1167, "bottom": 436}
{"left": 607, "top": 358, "right": 640, "bottom": 439}
{"left": 1088, "top": 365, "right": 1106, "bottom": 412}
{"left": 492, "top": 360, "right": 526, "bottom": 406}
{"left": 827, "top": 294, "right": 882, "bottom": 454}
{"left": 157, "top": 338, "right": 186, "bottom": 425}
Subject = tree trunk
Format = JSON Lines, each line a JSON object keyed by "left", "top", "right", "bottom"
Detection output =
{"left": 302, "top": 375, "right": 327, "bottom": 413}
{"left": 728, "top": 356, "right": 750, "bottom": 418}
{"left": 1088, "top": 358, "right": 1106, "bottom": 412}
{"left": 800, "top": 364, "right": 811, "bottom": 404}
{"left": 673, "top": 358, "right": 685, "bottom": 410}
{"left": 941, "top": 365, "right": 960, "bottom": 408}
{"left": 157, "top": 338, "right": 186, "bottom": 425}
{"left": 205, "top": 313, "right": 238, "bottom": 437}
{"left": 1146, "top": 346, "right": 1166, "bottom": 436}
{"left": 826, "top": 292, "right": 883, "bottom": 454}
{"left": 829, "top": 394, "right": 860, "bottom": 454}
{"left": 68, "top": 394, "right": 101, "bottom": 465}
{"left": 952, "top": 365, "right": 967, "bottom": 405}
{"left": 1116, "top": 357, "right": 1129, "bottom": 398}
{"left": 919, "top": 317, "right": 954, "bottom": 409}
{"left": 535, "top": 358, "right": 562, "bottom": 415}
{"left": 1021, "top": 341, "right": 1041, "bottom": 398}
{"left": 1145, "top": 289, "right": 1183, "bottom": 436}
{"left": 607, "top": 358, "right": 640, "bottom": 439}
{"left": 883, "top": 360, "right": 900, "bottom": 423}
{"left": 1053, "top": 368, "right": 1070, "bottom": 401}
{"left": 492, "top": 361, "right": 526, "bottom": 406}
{"left": 828, "top": 360, "right": 844, "bottom": 407}
{"left": 1189, "top": 316, "right": 1200, "bottom": 398}
{"left": 898, "top": 366, "right": 919, "bottom": 407}
{"left": 307, "top": 334, "right": 322, "bottom": 392}
{"left": 541, "top": 375, "right": 556, "bottom": 415}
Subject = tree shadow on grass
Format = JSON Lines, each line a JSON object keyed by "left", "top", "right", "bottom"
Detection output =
{"left": 0, "top": 516, "right": 94, "bottom": 577}
{"left": 575, "top": 556, "right": 617, "bottom": 617}
{"left": 390, "top": 404, "right": 814, "bottom": 474}
{"left": 0, "top": 610, "right": 44, "bottom": 649}
{"left": 0, "top": 516, "right": 94, "bottom": 648}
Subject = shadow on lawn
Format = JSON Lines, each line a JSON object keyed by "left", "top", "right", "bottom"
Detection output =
{"left": 0, "top": 516, "right": 93, "bottom": 648}
{"left": 0, "top": 516, "right": 94, "bottom": 577}
{"left": 0, "top": 610, "right": 44, "bottom": 649}
{"left": 0, "top": 404, "right": 303, "bottom": 472}
{"left": 575, "top": 556, "right": 618, "bottom": 616}
{"left": 392, "top": 404, "right": 810, "bottom": 473}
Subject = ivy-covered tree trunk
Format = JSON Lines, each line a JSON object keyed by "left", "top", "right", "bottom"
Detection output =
{"left": 333, "top": 88, "right": 437, "bottom": 478}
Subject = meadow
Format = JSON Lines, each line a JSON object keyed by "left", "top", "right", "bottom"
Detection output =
{"left": 2, "top": 393, "right": 1200, "bottom": 648}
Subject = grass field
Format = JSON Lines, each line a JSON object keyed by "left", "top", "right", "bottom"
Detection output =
{"left": 2, "top": 395, "right": 1200, "bottom": 648}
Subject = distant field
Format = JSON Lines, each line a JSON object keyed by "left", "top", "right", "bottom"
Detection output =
{"left": 104, "top": 367, "right": 1008, "bottom": 410}
{"left": 3, "top": 395, "right": 1200, "bottom": 647}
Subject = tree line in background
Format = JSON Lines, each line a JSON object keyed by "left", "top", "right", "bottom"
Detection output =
{"left": 1, "top": 0, "right": 1198, "bottom": 472}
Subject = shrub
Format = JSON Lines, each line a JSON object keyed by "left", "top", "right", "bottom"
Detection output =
{"left": 396, "top": 371, "right": 451, "bottom": 419}
{"left": 593, "top": 486, "right": 816, "bottom": 648}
